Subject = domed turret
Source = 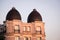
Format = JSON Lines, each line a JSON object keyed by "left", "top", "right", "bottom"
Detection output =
{"left": 27, "top": 9, "right": 42, "bottom": 23}
{"left": 6, "top": 7, "right": 21, "bottom": 20}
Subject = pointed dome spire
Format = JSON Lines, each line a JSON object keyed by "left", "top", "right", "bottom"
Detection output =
{"left": 12, "top": 7, "right": 16, "bottom": 10}
{"left": 33, "top": 9, "right": 36, "bottom": 11}
{"left": 6, "top": 7, "right": 21, "bottom": 20}
{"left": 27, "top": 9, "right": 42, "bottom": 23}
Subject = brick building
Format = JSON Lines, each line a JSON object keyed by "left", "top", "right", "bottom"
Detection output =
{"left": 4, "top": 7, "right": 45, "bottom": 40}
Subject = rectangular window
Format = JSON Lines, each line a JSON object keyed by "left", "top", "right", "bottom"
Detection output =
{"left": 14, "top": 25, "right": 20, "bottom": 33}
{"left": 36, "top": 27, "right": 41, "bottom": 31}
{"left": 36, "top": 26, "right": 42, "bottom": 34}
{"left": 27, "top": 27, "right": 30, "bottom": 31}
{"left": 23, "top": 26, "right": 31, "bottom": 32}
{"left": 23, "top": 26, "right": 26, "bottom": 31}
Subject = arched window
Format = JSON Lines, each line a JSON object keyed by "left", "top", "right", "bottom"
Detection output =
{"left": 15, "top": 36, "right": 20, "bottom": 40}
{"left": 24, "top": 37, "right": 28, "bottom": 40}
{"left": 37, "top": 37, "right": 41, "bottom": 40}
{"left": 24, "top": 37, "right": 31, "bottom": 40}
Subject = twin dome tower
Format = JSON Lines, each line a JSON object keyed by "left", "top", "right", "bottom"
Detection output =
{"left": 4, "top": 7, "right": 45, "bottom": 40}
{"left": 6, "top": 7, "right": 42, "bottom": 22}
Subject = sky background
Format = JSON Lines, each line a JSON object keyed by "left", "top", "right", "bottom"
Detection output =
{"left": 0, "top": 0, "right": 60, "bottom": 40}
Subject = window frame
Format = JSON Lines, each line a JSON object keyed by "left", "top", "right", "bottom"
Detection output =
{"left": 14, "top": 25, "right": 20, "bottom": 33}
{"left": 36, "top": 26, "right": 42, "bottom": 34}
{"left": 23, "top": 26, "right": 26, "bottom": 31}
{"left": 23, "top": 26, "right": 31, "bottom": 32}
{"left": 27, "top": 26, "right": 31, "bottom": 31}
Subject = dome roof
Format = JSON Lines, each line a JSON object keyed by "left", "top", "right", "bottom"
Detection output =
{"left": 6, "top": 7, "right": 21, "bottom": 20}
{"left": 27, "top": 9, "right": 42, "bottom": 23}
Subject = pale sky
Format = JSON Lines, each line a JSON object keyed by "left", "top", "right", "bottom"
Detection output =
{"left": 0, "top": 0, "right": 60, "bottom": 40}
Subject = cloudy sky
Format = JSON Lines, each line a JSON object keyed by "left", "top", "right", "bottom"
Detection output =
{"left": 0, "top": 0, "right": 60, "bottom": 40}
